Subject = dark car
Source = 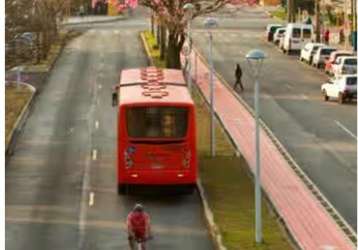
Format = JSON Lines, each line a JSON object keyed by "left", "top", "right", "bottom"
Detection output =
{"left": 266, "top": 24, "right": 283, "bottom": 42}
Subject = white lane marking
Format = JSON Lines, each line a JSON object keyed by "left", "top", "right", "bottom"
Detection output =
{"left": 92, "top": 150, "right": 97, "bottom": 160}
{"left": 98, "top": 84, "right": 102, "bottom": 90}
{"left": 286, "top": 84, "right": 293, "bottom": 90}
{"left": 89, "top": 192, "right": 95, "bottom": 207}
{"left": 114, "top": 30, "right": 120, "bottom": 35}
{"left": 335, "top": 120, "right": 357, "bottom": 140}
{"left": 300, "top": 94, "right": 308, "bottom": 100}
{"left": 95, "top": 121, "right": 99, "bottom": 129}
{"left": 68, "top": 127, "right": 74, "bottom": 134}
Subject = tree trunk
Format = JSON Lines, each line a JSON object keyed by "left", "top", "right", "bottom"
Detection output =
{"left": 166, "top": 32, "right": 181, "bottom": 69}
{"left": 315, "top": 0, "right": 321, "bottom": 42}
{"left": 156, "top": 23, "right": 161, "bottom": 47}
{"left": 160, "top": 25, "right": 166, "bottom": 60}
{"left": 151, "top": 14, "right": 154, "bottom": 35}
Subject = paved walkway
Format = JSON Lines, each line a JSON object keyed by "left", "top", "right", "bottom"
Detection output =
{"left": 62, "top": 15, "right": 125, "bottom": 25}
{"left": 183, "top": 50, "right": 355, "bottom": 249}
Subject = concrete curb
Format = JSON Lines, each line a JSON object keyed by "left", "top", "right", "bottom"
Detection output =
{"left": 6, "top": 83, "right": 36, "bottom": 156}
{"left": 61, "top": 15, "right": 126, "bottom": 26}
{"left": 139, "top": 32, "right": 155, "bottom": 67}
{"left": 192, "top": 46, "right": 357, "bottom": 247}
{"left": 197, "top": 179, "right": 227, "bottom": 250}
{"left": 138, "top": 31, "right": 227, "bottom": 250}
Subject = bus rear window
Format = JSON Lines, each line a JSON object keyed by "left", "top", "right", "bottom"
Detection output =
{"left": 126, "top": 107, "right": 188, "bottom": 138}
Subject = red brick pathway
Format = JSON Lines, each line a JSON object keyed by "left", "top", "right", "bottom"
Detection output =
{"left": 183, "top": 51, "right": 355, "bottom": 250}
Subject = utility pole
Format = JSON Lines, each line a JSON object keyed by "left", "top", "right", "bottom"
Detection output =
{"left": 287, "top": 0, "right": 296, "bottom": 22}
{"left": 353, "top": 0, "right": 357, "bottom": 51}
{"left": 315, "top": 0, "right": 321, "bottom": 42}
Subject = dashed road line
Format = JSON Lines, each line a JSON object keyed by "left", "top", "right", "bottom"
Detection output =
{"left": 92, "top": 149, "right": 97, "bottom": 161}
{"left": 95, "top": 121, "right": 99, "bottom": 129}
{"left": 98, "top": 84, "right": 102, "bottom": 90}
{"left": 89, "top": 192, "right": 95, "bottom": 207}
{"left": 335, "top": 120, "right": 357, "bottom": 140}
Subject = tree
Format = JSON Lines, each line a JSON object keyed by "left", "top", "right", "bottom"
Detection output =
{"left": 140, "top": 0, "right": 230, "bottom": 69}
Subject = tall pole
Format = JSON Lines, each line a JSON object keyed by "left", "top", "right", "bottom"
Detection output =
{"left": 254, "top": 76, "right": 262, "bottom": 243}
{"left": 187, "top": 19, "right": 192, "bottom": 91}
{"left": 209, "top": 32, "right": 215, "bottom": 157}
{"left": 344, "top": 0, "right": 349, "bottom": 49}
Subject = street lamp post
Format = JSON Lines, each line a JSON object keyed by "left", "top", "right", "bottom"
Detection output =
{"left": 183, "top": 3, "right": 194, "bottom": 92}
{"left": 245, "top": 49, "right": 266, "bottom": 244}
{"left": 204, "top": 17, "right": 218, "bottom": 157}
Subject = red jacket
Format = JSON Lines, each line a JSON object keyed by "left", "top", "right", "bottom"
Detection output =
{"left": 127, "top": 211, "right": 150, "bottom": 238}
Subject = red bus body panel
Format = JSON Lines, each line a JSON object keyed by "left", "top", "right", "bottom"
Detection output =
{"left": 116, "top": 68, "right": 197, "bottom": 186}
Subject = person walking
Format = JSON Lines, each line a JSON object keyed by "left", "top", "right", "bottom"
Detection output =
{"left": 324, "top": 29, "right": 330, "bottom": 45}
{"left": 234, "top": 63, "right": 244, "bottom": 91}
{"left": 127, "top": 204, "right": 151, "bottom": 250}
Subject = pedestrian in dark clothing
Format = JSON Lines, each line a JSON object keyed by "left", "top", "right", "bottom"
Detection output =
{"left": 234, "top": 63, "right": 244, "bottom": 91}
{"left": 324, "top": 29, "right": 330, "bottom": 45}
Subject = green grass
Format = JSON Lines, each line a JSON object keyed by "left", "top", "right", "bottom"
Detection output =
{"left": 270, "top": 8, "right": 286, "bottom": 21}
{"left": 5, "top": 85, "right": 32, "bottom": 145}
{"left": 141, "top": 30, "right": 294, "bottom": 250}
{"left": 142, "top": 31, "right": 166, "bottom": 68}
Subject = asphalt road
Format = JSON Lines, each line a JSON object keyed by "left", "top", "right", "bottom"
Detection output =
{"left": 6, "top": 9, "right": 213, "bottom": 250}
{"left": 193, "top": 6, "right": 357, "bottom": 230}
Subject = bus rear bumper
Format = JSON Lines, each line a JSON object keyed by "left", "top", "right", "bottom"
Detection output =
{"left": 118, "top": 170, "right": 196, "bottom": 185}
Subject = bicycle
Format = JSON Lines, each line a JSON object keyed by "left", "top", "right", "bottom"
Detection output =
{"left": 134, "top": 235, "right": 153, "bottom": 250}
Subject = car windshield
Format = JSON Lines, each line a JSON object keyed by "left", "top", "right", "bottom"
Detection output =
{"left": 292, "top": 28, "right": 301, "bottom": 38}
{"left": 321, "top": 49, "right": 336, "bottom": 55}
{"left": 303, "top": 29, "right": 311, "bottom": 38}
{"left": 346, "top": 77, "right": 357, "bottom": 86}
{"left": 126, "top": 106, "right": 188, "bottom": 138}
{"left": 270, "top": 26, "right": 281, "bottom": 33}
{"left": 345, "top": 58, "right": 357, "bottom": 65}
{"left": 279, "top": 29, "right": 285, "bottom": 34}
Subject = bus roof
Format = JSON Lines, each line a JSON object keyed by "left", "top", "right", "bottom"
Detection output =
{"left": 118, "top": 67, "right": 194, "bottom": 106}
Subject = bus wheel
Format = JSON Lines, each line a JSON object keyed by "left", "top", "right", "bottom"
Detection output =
{"left": 117, "top": 184, "right": 126, "bottom": 195}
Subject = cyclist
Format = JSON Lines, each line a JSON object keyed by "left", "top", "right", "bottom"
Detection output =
{"left": 127, "top": 204, "right": 151, "bottom": 250}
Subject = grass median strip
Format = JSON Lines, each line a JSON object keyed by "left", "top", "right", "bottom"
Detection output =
{"left": 5, "top": 84, "right": 33, "bottom": 146}
{"left": 142, "top": 30, "right": 294, "bottom": 250}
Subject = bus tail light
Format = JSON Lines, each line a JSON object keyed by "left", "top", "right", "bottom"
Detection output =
{"left": 124, "top": 151, "right": 133, "bottom": 168}
{"left": 183, "top": 150, "right": 191, "bottom": 168}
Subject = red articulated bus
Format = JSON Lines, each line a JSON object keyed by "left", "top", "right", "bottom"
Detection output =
{"left": 112, "top": 67, "right": 197, "bottom": 194}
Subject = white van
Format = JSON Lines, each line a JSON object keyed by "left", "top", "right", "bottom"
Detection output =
{"left": 282, "top": 23, "right": 314, "bottom": 54}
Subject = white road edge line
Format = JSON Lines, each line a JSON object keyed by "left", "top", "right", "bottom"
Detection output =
{"left": 89, "top": 192, "right": 95, "bottom": 207}
{"left": 335, "top": 120, "right": 357, "bottom": 140}
{"left": 92, "top": 149, "right": 97, "bottom": 160}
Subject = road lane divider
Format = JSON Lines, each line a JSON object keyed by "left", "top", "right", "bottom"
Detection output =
{"left": 95, "top": 121, "right": 99, "bottom": 129}
{"left": 335, "top": 120, "right": 357, "bottom": 140}
{"left": 89, "top": 192, "right": 95, "bottom": 207}
{"left": 92, "top": 149, "right": 97, "bottom": 161}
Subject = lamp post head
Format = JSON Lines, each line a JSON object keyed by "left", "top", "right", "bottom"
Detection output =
{"left": 204, "top": 17, "right": 218, "bottom": 29}
{"left": 183, "top": 3, "right": 194, "bottom": 18}
{"left": 245, "top": 49, "right": 266, "bottom": 61}
{"left": 245, "top": 49, "right": 266, "bottom": 78}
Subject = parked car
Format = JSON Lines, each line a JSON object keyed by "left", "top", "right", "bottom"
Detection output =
{"left": 331, "top": 56, "right": 357, "bottom": 76}
{"left": 321, "top": 75, "right": 357, "bottom": 104}
{"left": 273, "top": 28, "right": 286, "bottom": 45}
{"left": 312, "top": 47, "right": 337, "bottom": 68}
{"left": 299, "top": 42, "right": 325, "bottom": 64}
{"left": 266, "top": 24, "right": 283, "bottom": 42}
{"left": 324, "top": 50, "right": 354, "bottom": 75}
{"left": 282, "top": 23, "right": 314, "bottom": 54}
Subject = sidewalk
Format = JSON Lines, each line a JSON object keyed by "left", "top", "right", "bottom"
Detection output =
{"left": 183, "top": 50, "right": 356, "bottom": 249}
{"left": 61, "top": 15, "right": 125, "bottom": 25}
